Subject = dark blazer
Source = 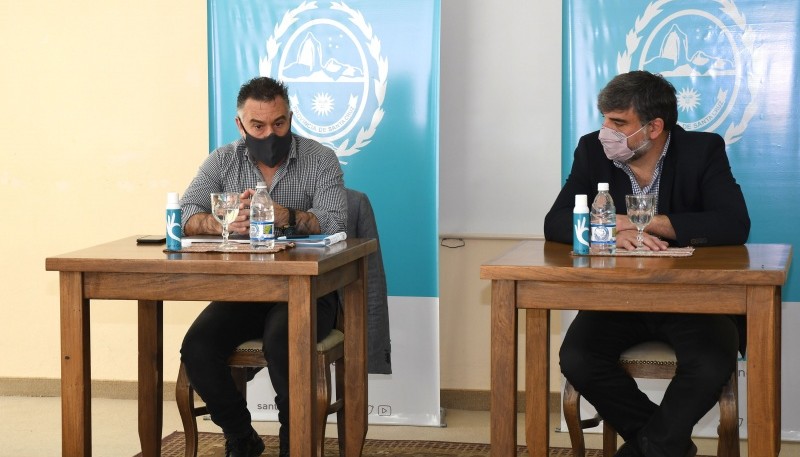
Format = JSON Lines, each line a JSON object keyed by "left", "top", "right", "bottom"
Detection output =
{"left": 544, "top": 126, "right": 750, "bottom": 247}
{"left": 344, "top": 188, "right": 392, "bottom": 374}
{"left": 543, "top": 126, "right": 750, "bottom": 354}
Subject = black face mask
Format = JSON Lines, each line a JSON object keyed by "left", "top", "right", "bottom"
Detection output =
{"left": 241, "top": 123, "right": 293, "bottom": 167}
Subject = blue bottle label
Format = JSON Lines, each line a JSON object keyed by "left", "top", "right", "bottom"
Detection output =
{"left": 166, "top": 208, "right": 182, "bottom": 250}
{"left": 573, "top": 212, "right": 590, "bottom": 255}
{"left": 249, "top": 220, "right": 275, "bottom": 241}
{"left": 590, "top": 222, "right": 617, "bottom": 245}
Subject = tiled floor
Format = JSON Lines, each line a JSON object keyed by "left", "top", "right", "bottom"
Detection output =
{"left": 1, "top": 396, "right": 798, "bottom": 456}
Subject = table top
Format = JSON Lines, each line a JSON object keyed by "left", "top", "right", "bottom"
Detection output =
{"left": 46, "top": 236, "right": 377, "bottom": 276}
{"left": 480, "top": 240, "right": 792, "bottom": 286}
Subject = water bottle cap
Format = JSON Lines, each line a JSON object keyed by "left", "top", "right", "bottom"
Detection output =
{"left": 256, "top": 181, "right": 267, "bottom": 189}
{"left": 597, "top": 182, "right": 609, "bottom": 191}
{"left": 166, "top": 192, "right": 179, "bottom": 204}
{"left": 574, "top": 194, "right": 588, "bottom": 207}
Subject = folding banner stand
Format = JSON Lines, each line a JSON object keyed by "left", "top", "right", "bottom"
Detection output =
{"left": 207, "top": 0, "right": 443, "bottom": 426}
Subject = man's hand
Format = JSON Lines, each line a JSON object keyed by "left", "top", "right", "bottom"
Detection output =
{"left": 616, "top": 214, "right": 636, "bottom": 232}
{"left": 616, "top": 229, "right": 669, "bottom": 251}
{"left": 615, "top": 213, "right": 674, "bottom": 251}
{"left": 228, "top": 189, "right": 254, "bottom": 235}
{"left": 223, "top": 188, "right": 323, "bottom": 236}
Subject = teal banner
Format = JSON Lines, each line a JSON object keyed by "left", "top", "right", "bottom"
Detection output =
{"left": 563, "top": 0, "right": 799, "bottom": 301}
{"left": 208, "top": 0, "right": 442, "bottom": 427}
{"left": 208, "top": 0, "right": 441, "bottom": 298}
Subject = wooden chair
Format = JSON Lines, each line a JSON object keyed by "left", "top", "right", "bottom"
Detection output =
{"left": 175, "top": 188, "right": 389, "bottom": 457}
{"left": 563, "top": 341, "right": 740, "bottom": 457}
{"left": 175, "top": 328, "right": 345, "bottom": 457}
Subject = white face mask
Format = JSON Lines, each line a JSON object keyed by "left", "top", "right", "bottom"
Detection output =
{"left": 598, "top": 123, "right": 651, "bottom": 162}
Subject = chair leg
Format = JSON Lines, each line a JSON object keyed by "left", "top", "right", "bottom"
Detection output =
{"left": 563, "top": 380, "right": 587, "bottom": 457}
{"left": 176, "top": 363, "right": 200, "bottom": 457}
{"left": 230, "top": 367, "right": 249, "bottom": 396}
{"left": 316, "top": 354, "right": 331, "bottom": 457}
{"left": 335, "top": 357, "right": 346, "bottom": 457}
{"left": 717, "top": 372, "right": 741, "bottom": 457}
{"left": 603, "top": 421, "right": 618, "bottom": 457}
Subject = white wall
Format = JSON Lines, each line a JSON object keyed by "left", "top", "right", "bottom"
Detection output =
{"left": 437, "top": 0, "right": 564, "bottom": 392}
{"left": 440, "top": 1, "right": 563, "bottom": 237}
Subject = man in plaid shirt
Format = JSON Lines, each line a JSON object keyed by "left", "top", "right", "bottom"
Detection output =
{"left": 179, "top": 77, "right": 346, "bottom": 457}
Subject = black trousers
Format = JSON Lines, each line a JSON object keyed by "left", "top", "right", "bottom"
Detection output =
{"left": 180, "top": 292, "right": 339, "bottom": 440}
{"left": 559, "top": 311, "right": 738, "bottom": 457}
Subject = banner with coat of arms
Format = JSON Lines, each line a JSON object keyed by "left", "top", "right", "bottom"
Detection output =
{"left": 563, "top": 0, "right": 800, "bottom": 440}
{"left": 208, "top": 0, "right": 442, "bottom": 426}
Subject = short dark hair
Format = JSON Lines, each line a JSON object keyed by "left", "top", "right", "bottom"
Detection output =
{"left": 236, "top": 77, "right": 290, "bottom": 110}
{"left": 597, "top": 71, "right": 678, "bottom": 130}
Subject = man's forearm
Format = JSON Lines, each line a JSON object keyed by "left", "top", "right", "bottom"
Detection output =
{"left": 275, "top": 206, "right": 321, "bottom": 234}
{"left": 184, "top": 213, "right": 221, "bottom": 236}
{"left": 295, "top": 209, "right": 321, "bottom": 234}
{"left": 645, "top": 215, "right": 677, "bottom": 240}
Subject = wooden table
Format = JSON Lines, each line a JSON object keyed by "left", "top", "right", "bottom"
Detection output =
{"left": 46, "top": 236, "right": 376, "bottom": 457}
{"left": 480, "top": 241, "right": 792, "bottom": 457}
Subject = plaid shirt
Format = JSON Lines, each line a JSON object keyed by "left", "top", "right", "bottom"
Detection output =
{"left": 180, "top": 135, "right": 346, "bottom": 234}
{"left": 613, "top": 131, "right": 671, "bottom": 214}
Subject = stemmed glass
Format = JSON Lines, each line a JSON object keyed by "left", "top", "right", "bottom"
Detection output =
{"left": 210, "top": 192, "right": 241, "bottom": 250}
{"left": 625, "top": 194, "right": 657, "bottom": 249}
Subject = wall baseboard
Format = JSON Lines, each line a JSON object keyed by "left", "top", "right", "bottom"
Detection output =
{"left": 0, "top": 378, "right": 560, "bottom": 414}
{"left": 0, "top": 377, "right": 177, "bottom": 401}
{"left": 441, "top": 388, "right": 560, "bottom": 414}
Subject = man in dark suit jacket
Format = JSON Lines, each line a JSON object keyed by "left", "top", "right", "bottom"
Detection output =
{"left": 544, "top": 71, "right": 750, "bottom": 457}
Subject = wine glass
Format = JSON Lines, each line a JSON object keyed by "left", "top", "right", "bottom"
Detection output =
{"left": 210, "top": 192, "right": 240, "bottom": 250}
{"left": 625, "top": 194, "right": 657, "bottom": 249}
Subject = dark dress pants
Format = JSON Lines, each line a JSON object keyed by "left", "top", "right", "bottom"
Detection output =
{"left": 559, "top": 311, "right": 738, "bottom": 457}
{"left": 180, "top": 292, "right": 339, "bottom": 440}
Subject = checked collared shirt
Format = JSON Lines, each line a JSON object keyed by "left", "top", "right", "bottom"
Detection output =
{"left": 180, "top": 135, "right": 346, "bottom": 235}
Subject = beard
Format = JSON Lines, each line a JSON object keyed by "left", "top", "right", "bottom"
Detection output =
{"left": 624, "top": 138, "right": 651, "bottom": 163}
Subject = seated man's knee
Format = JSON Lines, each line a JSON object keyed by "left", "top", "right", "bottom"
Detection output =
{"left": 560, "top": 343, "right": 595, "bottom": 389}
{"left": 681, "top": 350, "right": 737, "bottom": 389}
{"left": 180, "top": 333, "right": 221, "bottom": 366}
{"left": 261, "top": 306, "right": 289, "bottom": 357}
{"left": 677, "top": 340, "right": 738, "bottom": 390}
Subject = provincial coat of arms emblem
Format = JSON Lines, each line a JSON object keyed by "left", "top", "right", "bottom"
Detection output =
{"left": 618, "top": 0, "right": 760, "bottom": 145}
{"left": 260, "top": 1, "right": 388, "bottom": 163}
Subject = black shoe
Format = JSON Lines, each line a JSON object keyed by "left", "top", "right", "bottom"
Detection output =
{"left": 224, "top": 429, "right": 265, "bottom": 457}
{"left": 614, "top": 441, "right": 644, "bottom": 457}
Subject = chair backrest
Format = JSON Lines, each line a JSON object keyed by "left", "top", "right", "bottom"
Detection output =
{"left": 618, "top": 341, "right": 677, "bottom": 379}
{"left": 344, "top": 188, "right": 392, "bottom": 374}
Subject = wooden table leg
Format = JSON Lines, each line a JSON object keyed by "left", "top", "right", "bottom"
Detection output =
{"left": 60, "top": 271, "right": 91, "bottom": 457}
{"left": 138, "top": 300, "right": 163, "bottom": 457}
{"left": 289, "top": 276, "right": 317, "bottom": 457}
{"left": 746, "top": 285, "right": 781, "bottom": 457}
{"left": 343, "top": 257, "right": 368, "bottom": 456}
{"left": 526, "top": 309, "right": 549, "bottom": 457}
{"left": 491, "top": 280, "right": 517, "bottom": 457}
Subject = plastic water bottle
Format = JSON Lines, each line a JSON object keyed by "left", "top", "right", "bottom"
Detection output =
{"left": 590, "top": 183, "right": 616, "bottom": 255}
{"left": 573, "top": 194, "right": 590, "bottom": 255}
{"left": 250, "top": 181, "right": 275, "bottom": 249}
{"left": 166, "top": 192, "right": 182, "bottom": 251}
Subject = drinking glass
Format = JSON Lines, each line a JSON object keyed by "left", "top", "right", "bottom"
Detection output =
{"left": 210, "top": 192, "right": 241, "bottom": 250}
{"left": 625, "top": 194, "right": 657, "bottom": 249}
